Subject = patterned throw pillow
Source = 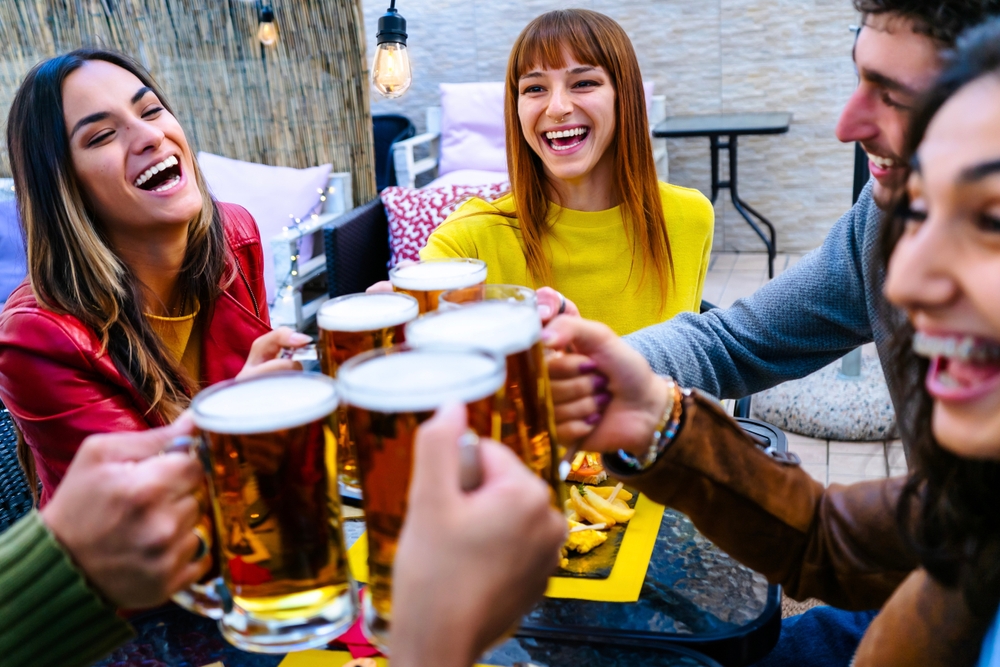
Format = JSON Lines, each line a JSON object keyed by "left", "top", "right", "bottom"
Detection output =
{"left": 381, "top": 182, "right": 510, "bottom": 266}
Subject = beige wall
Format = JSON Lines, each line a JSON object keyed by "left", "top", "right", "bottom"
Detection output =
{"left": 363, "top": 0, "right": 861, "bottom": 253}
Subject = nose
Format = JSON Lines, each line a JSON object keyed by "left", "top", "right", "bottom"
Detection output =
{"left": 129, "top": 117, "right": 166, "bottom": 155}
{"left": 884, "top": 214, "right": 959, "bottom": 312}
{"left": 545, "top": 85, "right": 573, "bottom": 122}
{"left": 835, "top": 85, "right": 879, "bottom": 145}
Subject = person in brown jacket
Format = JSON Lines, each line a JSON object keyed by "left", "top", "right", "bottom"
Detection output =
{"left": 544, "top": 19, "right": 1000, "bottom": 666}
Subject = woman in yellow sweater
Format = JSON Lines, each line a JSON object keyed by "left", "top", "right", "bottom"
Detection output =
{"left": 420, "top": 9, "right": 714, "bottom": 336}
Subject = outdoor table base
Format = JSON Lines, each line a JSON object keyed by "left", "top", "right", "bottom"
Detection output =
{"left": 653, "top": 112, "right": 792, "bottom": 278}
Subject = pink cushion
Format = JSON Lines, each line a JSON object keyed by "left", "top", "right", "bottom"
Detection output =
{"left": 197, "top": 152, "right": 331, "bottom": 302}
{"left": 381, "top": 182, "right": 510, "bottom": 266}
{"left": 438, "top": 83, "right": 507, "bottom": 176}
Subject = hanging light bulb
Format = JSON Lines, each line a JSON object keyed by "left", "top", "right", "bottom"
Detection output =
{"left": 257, "top": 1, "right": 278, "bottom": 46}
{"left": 372, "top": 0, "right": 411, "bottom": 98}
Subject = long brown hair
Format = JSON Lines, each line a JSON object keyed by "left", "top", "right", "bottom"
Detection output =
{"left": 6, "top": 50, "right": 232, "bottom": 494}
{"left": 504, "top": 9, "right": 673, "bottom": 295}
{"left": 877, "top": 19, "right": 1000, "bottom": 620}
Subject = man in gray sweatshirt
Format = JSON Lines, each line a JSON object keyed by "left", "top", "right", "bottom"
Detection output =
{"left": 626, "top": 0, "right": 1000, "bottom": 458}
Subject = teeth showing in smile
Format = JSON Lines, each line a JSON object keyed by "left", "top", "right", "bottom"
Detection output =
{"left": 545, "top": 127, "right": 587, "bottom": 140}
{"left": 866, "top": 152, "right": 898, "bottom": 170}
{"left": 134, "top": 155, "right": 179, "bottom": 188}
{"left": 912, "top": 332, "right": 1000, "bottom": 363}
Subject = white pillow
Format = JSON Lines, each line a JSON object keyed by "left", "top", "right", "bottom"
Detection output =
{"left": 438, "top": 82, "right": 507, "bottom": 176}
{"left": 197, "top": 152, "right": 332, "bottom": 302}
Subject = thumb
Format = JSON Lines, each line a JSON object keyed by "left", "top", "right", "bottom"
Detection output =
{"left": 542, "top": 315, "right": 618, "bottom": 357}
{"left": 247, "top": 327, "right": 312, "bottom": 365}
{"left": 409, "top": 402, "right": 468, "bottom": 505}
{"left": 78, "top": 413, "right": 197, "bottom": 465}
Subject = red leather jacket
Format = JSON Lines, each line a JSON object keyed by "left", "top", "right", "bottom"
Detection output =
{"left": 0, "top": 203, "right": 272, "bottom": 506}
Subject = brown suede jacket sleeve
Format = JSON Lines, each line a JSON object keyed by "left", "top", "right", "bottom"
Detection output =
{"left": 604, "top": 390, "right": 918, "bottom": 609}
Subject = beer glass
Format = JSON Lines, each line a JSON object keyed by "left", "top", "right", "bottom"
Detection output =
{"left": 317, "top": 292, "right": 420, "bottom": 498}
{"left": 338, "top": 344, "right": 506, "bottom": 651}
{"left": 191, "top": 372, "right": 357, "bottom": 653}
{"left": 388, "top": 258, "right": 487, "bottom": 313}
{"left": 404, "top": 297, "right": 562, "bottom": 504}
{"left": 439, "top": 283, "right": 534, "bottom": 310}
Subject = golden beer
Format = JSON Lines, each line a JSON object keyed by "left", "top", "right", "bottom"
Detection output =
{"left": 338, "top": 345, "right": 505, "bottom": 651}
{"left": 388, "top": 258, "right": 487, "bottom": 313}
{"left": 317, "top": 293, "right": 419, "bottom": 496}
{"left": 405, "top": 299, "right": 562, "bottom": 503}
{"left": 191, "top": 372, "right": 356, "bottom": 653}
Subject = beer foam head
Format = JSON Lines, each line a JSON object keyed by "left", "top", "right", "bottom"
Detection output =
{"left": 339, "top": 347, "right": 505, "bottom": 412}
{"left": 405, "top": 302, "right": 541, "bottom": 357}
{"left": 389, "top": 259, "right": 487, "bottom": 291}
{"left": 193, "top": 372, "right": 338, "bottom": 434}
{"left": 317, "top": 293, "right": 419, "bottom": 332}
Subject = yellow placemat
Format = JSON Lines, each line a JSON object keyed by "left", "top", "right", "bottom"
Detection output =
{"left": 277, "top": 650, "right": 496, "bottom": 666}
{"left": 346, "top": 494, "right": 664, "bottom": 603}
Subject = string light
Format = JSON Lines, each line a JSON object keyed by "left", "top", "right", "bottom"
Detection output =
{"left": 372, "top": 0, "right": 411, "bottom": 98}
{"left": 257, "top": 1, "right": 278, "bottom": 46}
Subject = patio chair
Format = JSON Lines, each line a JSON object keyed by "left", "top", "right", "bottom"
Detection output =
{"left": 373, "top": 114, "right": 416, "bottom": 192}
{"left": 391, "top": 82, "right": 670, "bottom": 189}
{"left": 0, "top": 404, "right": 33, "bottom": 535}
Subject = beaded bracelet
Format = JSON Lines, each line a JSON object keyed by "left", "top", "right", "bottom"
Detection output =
{"left": 616, "top": 378, "right": 686, "bottom": 472}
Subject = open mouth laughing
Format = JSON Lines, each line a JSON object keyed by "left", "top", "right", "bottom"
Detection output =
{"left": 544, "top": 126, "right": 590, "bottom": 152}
{"left": 133, "top": 155, "right": 182, "bottom": 193}
{"left": 913, "top": 331, "right": 1000, "bottom": 400}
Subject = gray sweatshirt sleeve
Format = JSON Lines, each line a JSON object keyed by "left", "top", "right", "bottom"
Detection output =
{"left": 625, "top": 190, "right": 879, "bottom": 399}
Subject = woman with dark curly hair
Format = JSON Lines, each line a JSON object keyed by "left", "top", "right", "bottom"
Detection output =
{"left": 544, "top": 18, "right": 1000, "bottom": 666}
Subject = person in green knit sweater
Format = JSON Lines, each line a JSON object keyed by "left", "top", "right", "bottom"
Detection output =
{"left": 0, "top": 407, "right": 565, "bottom": 667}
{"left": 0, "top": 415, "right": 208, "bottom": 667}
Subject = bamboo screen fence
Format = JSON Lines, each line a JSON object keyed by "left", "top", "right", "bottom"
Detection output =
{"left": 0, "top": 0, "right": 376, "bottom": 205}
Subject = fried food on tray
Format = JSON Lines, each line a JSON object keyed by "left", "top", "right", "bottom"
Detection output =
{"left": 589, "top": 484, "right": 633, "bottom": 502}
{"left": 570, "top": 485, "right": 614, "bottom": 527}
{"left": 579, "top": 485, "right": 635, "bottom": 524}
{"left": 565, "top": 520, "right": 609, "bottom": 554}
{"left": 565, "top": 451, "right": 607, "bottom": 484}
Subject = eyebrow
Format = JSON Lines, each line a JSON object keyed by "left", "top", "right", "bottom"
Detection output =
{"left": 858, "top": 67, "right": 920, "bottom": 98}
{"left": 519, "top": 65, "right": 597, "bottom": 81}
{"left": 69, "top": 86, "right": 155, "bottom": 139}
{"left": 959, "top": 159, "right": 1000, "bottom": 183}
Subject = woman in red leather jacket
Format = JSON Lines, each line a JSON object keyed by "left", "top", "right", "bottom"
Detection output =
{"left": 0, "top": 49, "right": 308, "bottom": 506}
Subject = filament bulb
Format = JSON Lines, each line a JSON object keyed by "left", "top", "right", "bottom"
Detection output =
{"left": 372, "top": 42, "right": 411, "bottom": 98}
{"left": 257, "top": 6, "right": 278, "bottom": 46}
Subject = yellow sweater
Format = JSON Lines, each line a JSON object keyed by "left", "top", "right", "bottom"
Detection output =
{"left": 420, "top": 182, "right": 714, "bottom": 335}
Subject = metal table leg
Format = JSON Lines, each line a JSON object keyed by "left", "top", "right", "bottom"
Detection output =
{"left": 726, "top": 135, "right": 777, "bottom": 278}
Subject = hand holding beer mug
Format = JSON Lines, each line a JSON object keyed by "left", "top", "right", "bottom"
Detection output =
{"left": 338, "top": 344, "right": 506, "bottom": 651}
{"left": 388, "top": 258, "right": 487, "bottom": 313}
{"left": 317, "top": 292, "right": 420, "bottom": 498}
{"left": 190, "top": 372, "right": 356, "bottom": 653}
{"left": 391, "top": 403, "right": 566, "bottom": 666}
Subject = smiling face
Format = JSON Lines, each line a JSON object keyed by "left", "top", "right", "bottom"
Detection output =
{"left": 517, "top": 49, "right": 616, "bottom": 192}
{"left": 61, "top": 60, "right": 202, "bottom": 240}
{"left": 835, "top": 13, "right": 942, "bottom": 208}
{"left": 884, "top": 75, "right": 1000, "bottom": 459}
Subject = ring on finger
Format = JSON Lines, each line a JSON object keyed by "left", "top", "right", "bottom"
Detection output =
{"left": 557, "top": 293, "right": 567, "bottom": 315}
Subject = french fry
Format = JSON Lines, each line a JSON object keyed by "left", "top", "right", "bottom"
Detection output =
{"left": 612, "top": 499, "right": 630, "bottom": 511}
{"left": 566, "top": 511, "right": 581, "bottom": 523}
{"left": 580, "top": 485, "right": 635, "bottom": 523}
{"left": 570, "top": 485, "right": 614, "bottom": 526}
{"left": 589, "top": 485, "right": 634, "bottom": 502}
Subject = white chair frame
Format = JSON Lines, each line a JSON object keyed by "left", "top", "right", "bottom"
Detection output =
{"left": 391, "top": 95, "right": 670, "bottom": 189}
{"left": 269, "top": 171, "right": 354, "bottom": 331}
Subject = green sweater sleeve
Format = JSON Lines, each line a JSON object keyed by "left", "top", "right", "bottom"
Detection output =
{"left": 0, "top": 511, "right": 134, "bottom": 667}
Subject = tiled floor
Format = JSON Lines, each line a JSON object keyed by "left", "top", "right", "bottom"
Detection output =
{"left": 709, "top": 252, "right": 899, "bottom": 486}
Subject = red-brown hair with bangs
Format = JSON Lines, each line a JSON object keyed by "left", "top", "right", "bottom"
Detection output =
{"left": 504, "top": 9, "right": 673, "bottom": 295}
